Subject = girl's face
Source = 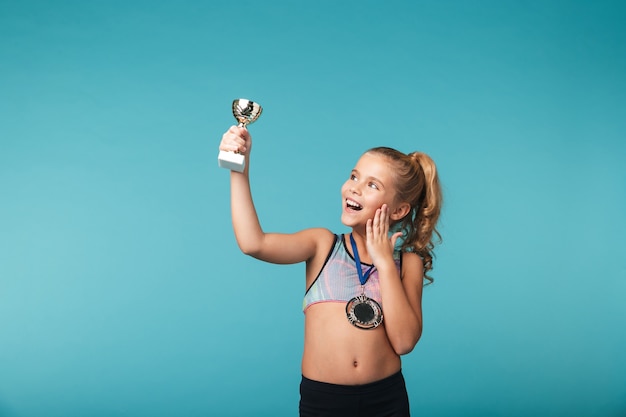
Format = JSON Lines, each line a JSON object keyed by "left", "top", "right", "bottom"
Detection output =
{"left": 340, "top": 152, "right": 404, "bottom": 229}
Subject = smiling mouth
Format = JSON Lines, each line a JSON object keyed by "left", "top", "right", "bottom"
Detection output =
{"left": 346, "top": 199, "right": 363, "bottom": 211}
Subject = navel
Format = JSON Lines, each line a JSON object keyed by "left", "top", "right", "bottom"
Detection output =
{"left": 353, "top": 360, "right": 358, "bottom": 368}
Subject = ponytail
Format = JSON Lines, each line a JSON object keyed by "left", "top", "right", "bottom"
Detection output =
{"left": 406, "top": 152, "right": 442, "bottom": 284}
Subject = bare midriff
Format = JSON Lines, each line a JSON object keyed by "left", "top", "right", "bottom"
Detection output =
{"left": 302, "top": 302, "right": 401, "bottom": 385}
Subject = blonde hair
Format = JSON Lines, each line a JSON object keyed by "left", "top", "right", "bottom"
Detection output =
{"left": 367, "top": 147, "right": 443, "bottom": 284}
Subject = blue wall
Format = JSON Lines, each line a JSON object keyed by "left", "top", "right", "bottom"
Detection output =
{"left": 1, "top": 1, "right": 624, "bottom": 416}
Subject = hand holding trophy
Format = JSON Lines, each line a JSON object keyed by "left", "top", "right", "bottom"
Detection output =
{"left": 218, "top": 98, "right": 263, "bottom": 172}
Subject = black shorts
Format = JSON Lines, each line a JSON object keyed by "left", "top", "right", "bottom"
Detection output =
{"left": 299, "top": 370, "right": 410, "bottom": 417}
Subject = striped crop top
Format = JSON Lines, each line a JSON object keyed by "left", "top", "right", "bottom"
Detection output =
{"left": 302, "top": 234, "right": 402, "bottom": 312}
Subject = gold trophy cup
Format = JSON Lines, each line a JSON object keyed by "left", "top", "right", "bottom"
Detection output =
{"left": 218, "top": 98, "right": 263, "bottom": 172}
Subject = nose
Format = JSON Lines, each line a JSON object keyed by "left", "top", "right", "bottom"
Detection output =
{"left": 349, "top": 183, "right": 361, "bottom": 195}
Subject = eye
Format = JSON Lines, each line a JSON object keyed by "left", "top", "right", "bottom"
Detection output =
{"left": 350, "top": 174, "right": 358, "bottom": 181}
{"left": 368, "top": 182, "right": 379, "bottom": 190}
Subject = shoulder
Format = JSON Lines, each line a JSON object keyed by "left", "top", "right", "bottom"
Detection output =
{"left": 294, "top": 228, "right": 336, "bottom": 255}
{"left": 401, "top": 251, "right": 425, "bottom": 283}
{"left": 297, "top": 227, "right": 335, "bottom": 243}
{"left": 312, "top": 228, "right": 337, "bottom": 253}
{"left": 306, "top": 227, "right": 335, "bottom": 238}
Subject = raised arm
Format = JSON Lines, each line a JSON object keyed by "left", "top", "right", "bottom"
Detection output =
{"left": 219, "top": 126, "right": 331, "bottom": 265}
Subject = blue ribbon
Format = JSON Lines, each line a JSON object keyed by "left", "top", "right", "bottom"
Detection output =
{"left": 349, "top": 233, "right": 375, "bottom": 286}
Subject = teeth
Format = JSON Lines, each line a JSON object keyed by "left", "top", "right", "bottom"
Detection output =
{"left": 346, "top": 199, "right": 362, "bottom": 209}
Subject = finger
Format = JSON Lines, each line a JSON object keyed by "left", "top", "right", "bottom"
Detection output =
{"left": 227, "top": 125, "right": 250, "bottom": 142}
{"left": 219, "top": 143, "right": 242, "bottom": 153}
{"left": 221, "top": 132, "right": 238, "bottom": 146}
{"left": 390, "top": 232, "right": 403, "bottom": 248}
{"left": 230, "top": 125, "right": 250, "bottom": 142}
{"left": 239, "top": 126, "right": 250, "bottom": 140}
{"left": 375, "top": 205, "right": 388, "bottom": 237}
{"left": 372, "top": 209, "right": 381, "bottom": 234}
{"left": 220, "top": 132, "right": 246, "bottom": 153}
{"left": 381, "top": 204, "right": 389, "bottom": 227}
{"left": 228, "top": 125, "right": 240, "bottom": 135}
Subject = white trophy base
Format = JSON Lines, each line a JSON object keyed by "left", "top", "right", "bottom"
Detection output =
{"left": 218, "top": 150, "right": 246, "bottom": 172}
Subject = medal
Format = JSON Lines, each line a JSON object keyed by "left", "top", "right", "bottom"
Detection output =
{"left": 346, "top": 292, "right": 383, "bottom": 329}
{"left": 346, "top": 234, "right": 384, "bottom": 329}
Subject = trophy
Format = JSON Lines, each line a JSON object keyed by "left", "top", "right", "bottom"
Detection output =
{"left": 218, "top": 98, "right": 263, "bottom": 172}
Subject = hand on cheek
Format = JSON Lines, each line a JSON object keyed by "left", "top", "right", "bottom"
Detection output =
{"left": 366, "top": 204, "right": 402, "bottom": 265}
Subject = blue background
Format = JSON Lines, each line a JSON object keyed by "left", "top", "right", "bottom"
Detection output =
{"left": 1, "top": 1, "right": 625, "bottom": 416}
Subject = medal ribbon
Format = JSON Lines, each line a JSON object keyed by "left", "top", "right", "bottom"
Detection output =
{"left": 349, "top": 234, "right": 375, "bottom": 285}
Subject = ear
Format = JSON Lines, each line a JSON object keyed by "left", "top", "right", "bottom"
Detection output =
{"left": 390, "top": 202, "right": 411, "bottom": 221}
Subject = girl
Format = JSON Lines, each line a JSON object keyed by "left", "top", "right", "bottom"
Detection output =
{"left": 219, "top": 125, "right": 442, "bottom": 417}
